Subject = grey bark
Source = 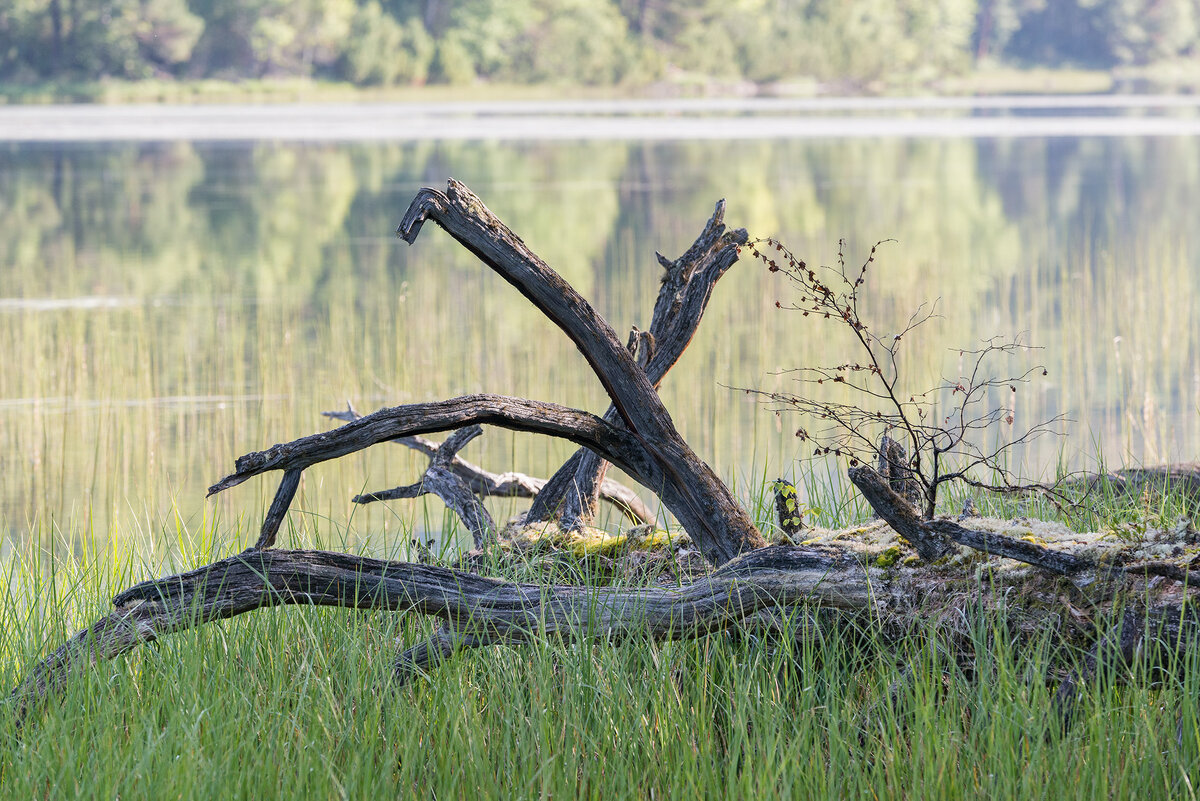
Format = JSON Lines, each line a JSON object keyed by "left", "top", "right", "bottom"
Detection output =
{"left": 526, "top": 201, "right": 747, "bottom": 531}
{"left": 847, "top": 466, "right": 953, "bottom": 562}
{"left": 351, "top": 425, "right": 497, "bottom": 549}
{"left": 6, "top": 546, "right": 863, "bottom": 721}
{"left": 393, "top": 180, "right": 766, "bottom": 563}
{"left": 876, "top": 433, "right": 923, "bottom": 511}
{"left": 321, "top": 405, "right": 656, "bottom": 527}
{"left": 13, "top": 182, "right": 1199, "bottom": 728}
{"left": 210, "top": 181, "right": 765, "bottom": 565}
{"left": 1064, "top": 462, "right": 1200, "bottom": 511}
{"left": 12, "top": 539, "right": 1198, "bottom": 724}
{"left": 850, "top": 464, "right": 1200, "bottom": 581}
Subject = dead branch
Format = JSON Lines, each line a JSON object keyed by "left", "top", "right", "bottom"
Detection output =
{"left": 322, "top": 405, "right": 656, "bottom": 527}
{"left": 214, "top": 180, "right": 765, "bottom": 565}
{"left": 847, "top": 466, "right": 953, "bottom": 562}
{"left": 8, "top": 546, "right": 867, "bottom": 721}
{"left": 746, "top": 238, "right": 1068, "bottom": 520}
{"left": 210, "top": 395, "right": 642, "bottom": 496}
{"left": 526, "top": 201, "right": 747, "bottom": 531}
{"left": 13, "top": 182, "right": 1200, "bottom": 732}
{"left": 396, "top": 182, "right": 764, "bottom": 560}
{"left": 352, "top": 425, "right": 497, "bottom": 549}
{"left": 850, "top": 465, "right": 1200, "bottom": 583}
{"left": 13, "top": 538, "right": 1198, "bottom": 724}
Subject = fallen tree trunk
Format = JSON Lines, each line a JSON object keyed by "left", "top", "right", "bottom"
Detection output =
{"left": 1061, "top": 463, "right": 1200, "bottom": 511}
{"left": 12, "top": 526, "right": 1199, "bottom": 723}
{"left": 7, "top": 546, "right": 862, "bottom": 719}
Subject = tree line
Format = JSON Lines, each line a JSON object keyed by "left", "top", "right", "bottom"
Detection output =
{"left": 1, "top": 0, "right": 1198, "bottom": 89}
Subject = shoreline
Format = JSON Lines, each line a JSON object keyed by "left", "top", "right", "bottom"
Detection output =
{"left": 1, "top": 63, "right": 1197, "bottom": 108}
{"left": 2, "top": 97, "right": 1199, "bottom": 142}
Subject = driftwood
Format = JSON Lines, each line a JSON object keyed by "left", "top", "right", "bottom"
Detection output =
{"left": 351, "top": 425, "right": 498, "bottom": 549}
{"left": 201, "top": 176, "right": 767, "bottom": 565}
{"left": 326, "top": 195, "right": 745, "bottom": 536}
{"left": 10, "top": 181, "right": 1200, "bottom": 726}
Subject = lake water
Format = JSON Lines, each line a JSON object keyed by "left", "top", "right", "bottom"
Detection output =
{"left": 2, "top": 98, "right": 1198, "bottom": 550}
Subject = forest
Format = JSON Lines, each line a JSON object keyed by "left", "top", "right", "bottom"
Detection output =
{"left": 1, "top": 0, "right": 1199, "bottom": 90}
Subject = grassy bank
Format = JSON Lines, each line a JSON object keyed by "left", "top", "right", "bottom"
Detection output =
{"left": 0, "top": 78, "right": 640, "bottom": 106}
{"left": 2, "top": 478, "right": 1198, "bottom": 799}
{"left": 5, "top": 64, "right": 1200, "bottom": 106}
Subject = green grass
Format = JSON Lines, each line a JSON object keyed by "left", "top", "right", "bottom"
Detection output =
{"left": 1, "top": 492, "right": 1198, "bottom": 799}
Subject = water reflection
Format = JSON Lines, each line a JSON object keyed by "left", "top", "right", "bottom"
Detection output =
{"left": 1, "top": 135, "right": 1197, "bottom": 545}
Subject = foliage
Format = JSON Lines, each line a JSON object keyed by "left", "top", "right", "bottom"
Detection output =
{"left": 0, "top": 0, "right": 204, "bottom": 79}
{"left": 340, "top": 2, "right": 433, "bottom": 85}
{"left": 2, "top": 0, "right": 1199, "bottom": 87}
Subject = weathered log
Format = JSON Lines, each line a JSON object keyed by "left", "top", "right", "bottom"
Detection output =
{"left": 13, "top": 182, "right": 1200, "bottom": 730}
{"left": 210, "top": 180, "right": 761, "bottom": 565}
{"left": 850, "top": 464, "right": 1200, "bottom": 582}
{"left": 8, "top": 546, "right": 862, "bottom": 720}
{"left": 13, "top": 533, "right": 1198, "bottom": 723}
{"left": 1063, "top": 463, "right": 1200, "bottom": 510}
{"left": 1053, "top": 603, "right": 1200, "bottom": 728}
{"left": 321, "top": 405, "right": 657, "bottom": 527}
{"left": 847, "top": 466, "right": 952, "bottom": 562}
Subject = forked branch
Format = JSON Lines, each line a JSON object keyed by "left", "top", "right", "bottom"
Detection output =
{"left": 321, "top": 406, "right": 657, "bottom": 527}
{"left": 527, "top": 201, "right": 748, "bottom": 530}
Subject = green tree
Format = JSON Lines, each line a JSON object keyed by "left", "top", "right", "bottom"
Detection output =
{"left": 615, "top": 0, "right": 976, "bottom": 86}
{"left": 431, "top": 0, "right": 643, "bottom": 84}
{"left": 340, "top": 1, "right": 434, "bottom": 85}
{"left": 972, "top": 0, "right": 1042, "bottom": 61}
{"left": 1089, "top": 0, "right": 1198, "bottom": 65}
{"left": 995, "top": 0, "right": 1199, "bottom": 66}
{"left": 188, "top": 0, "right": 355, "bottom": 77}
{"left": 523, "top": 0, "right": 642, "bottom": 84}
{"left": 0, "top": 0, "right": 202, "bottom": 79}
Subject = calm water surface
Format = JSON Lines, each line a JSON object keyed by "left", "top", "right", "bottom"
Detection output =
{"left": 2, "top": 100, "right": 1198, "bottom": 550}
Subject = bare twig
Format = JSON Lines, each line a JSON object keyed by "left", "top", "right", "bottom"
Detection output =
{"left": 745, "top": 237, "right": 1069, "bottom": 527}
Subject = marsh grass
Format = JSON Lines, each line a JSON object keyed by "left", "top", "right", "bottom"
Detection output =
{"left": 2, "top": 490, "right": 1199, "bottom": 799}
{"left": 2, "top": 135, "right": 1200, "bottom": 797}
